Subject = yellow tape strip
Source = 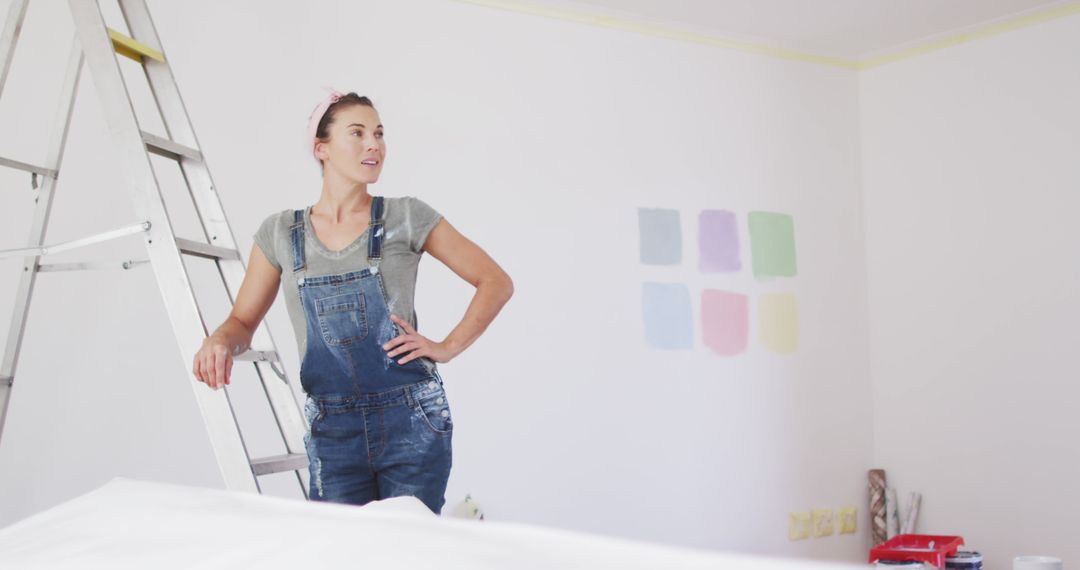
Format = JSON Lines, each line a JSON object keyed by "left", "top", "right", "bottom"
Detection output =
{"left": 450, "top": 0, "right": 1080, "bottom": 71}
{"left": 108, "top": 28, "right": 165, "bottom": 63}
{"left": 451, "top": 0, "right": 857, "bottom": 70}
{"left": 859, "top": 1, "right": 1080, "bottom": 69}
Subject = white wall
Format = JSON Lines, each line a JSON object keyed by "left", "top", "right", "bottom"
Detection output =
{"left": 860, "top": 13, "right": 1080, "bottom": 569}
{"left": 0, "top": 0, "right": 873, "bottom": 563}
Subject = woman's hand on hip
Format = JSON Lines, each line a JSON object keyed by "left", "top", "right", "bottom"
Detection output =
{"left": 384, "top": 314, "right": 456, "bottom": 365}
{"left": 193, "top": 336, "right": 233, "bottom": 390}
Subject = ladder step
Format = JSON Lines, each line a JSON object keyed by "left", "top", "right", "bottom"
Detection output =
{"left": 250, "top": 452, "right": 308, "bottom": 476}
{"left": 235, "top": 350, "right": 279, "bottom": 363}
{"left": 141, "top": 130, "right": 202, "bottom": 162}
{"left": 175, "top": 237, "right": 240, "bottom": 261}
{"left": 0, "top": 222, "right": 150, "bottom": 261}
{"left": 0, "top": 155, "right": 58, "bottom": 179}
{"left": 37, "top": 259, "right": 148, "bottom": 272}
{"left": 107, "top": 28, "right": 164, "bottom": 63}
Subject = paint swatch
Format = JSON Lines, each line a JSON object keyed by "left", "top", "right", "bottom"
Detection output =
{"left": 641, "top": 282, "right": 693, "bottom": 349}
{"left": 698, "top": 209, "right": 740, "bottom": 273}
{"left": 748, "top": 211, "right": 797, "bottom": 279}
{"left": 758, "top": 292, "right": 799, "bottom": 353}
{"left": 638, "top": 208, "right": 682, "bottom": 265}
{"left": 701, "top": 289, "right": 748, "bottom": 356}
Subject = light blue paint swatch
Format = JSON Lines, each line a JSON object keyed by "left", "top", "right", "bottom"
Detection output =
{"left": 641, "top": 282, "right": 693, "bottom": 349}
{"left": 638, "top": 208, "right": 682, "bottom": 265}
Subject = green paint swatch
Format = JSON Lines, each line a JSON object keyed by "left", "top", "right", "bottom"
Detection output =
{"left": 748, "top": 211, "right": 797, "bottom": 279}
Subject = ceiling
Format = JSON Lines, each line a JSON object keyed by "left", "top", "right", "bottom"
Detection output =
{"left": 523, "top": 0, "right": 1069, "bottom": 59}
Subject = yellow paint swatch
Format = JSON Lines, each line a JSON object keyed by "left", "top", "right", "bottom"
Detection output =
{"left": 813, "top": 508, "right": 834, "bottom": 537}
{"left": 759, "top": 293, "right": 799, "bottom": 353}
{"left": 788, "top": 511, "right": 811, "bottom": 541}
{"left": 838, "top": 506, "right": 858, "bottom": 535}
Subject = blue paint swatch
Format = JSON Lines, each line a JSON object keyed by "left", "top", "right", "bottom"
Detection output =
{"left": 638, "top": 208, "right": 682, "bottom": 265}
{"left": 641, "top": 282, "right": 693, "bottom": 349}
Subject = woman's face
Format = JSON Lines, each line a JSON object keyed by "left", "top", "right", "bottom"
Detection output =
{"left": 317, "top": 104, "right": 385, "bottom": 183}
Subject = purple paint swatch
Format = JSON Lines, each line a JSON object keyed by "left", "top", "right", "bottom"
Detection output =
{"left": 698, "top": 210, "right": 741, "bottom": 273}
{"left": 701, "top": 289, "right": 749, "bottom": 356}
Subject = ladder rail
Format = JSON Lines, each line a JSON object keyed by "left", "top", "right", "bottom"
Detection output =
{"left": 67, "top": 0, "right": 264, "bottom": 493}
{"left": 119, "top": 0, "right": 310, "bottom": 494}
{"left": 0, "top": 36, "right": 83, "bottom": 442}
{"left": 1, "top": 0, "right": 310, "bottom": 496}
{"left": 0, "top": 0, "right": 29, "bottom": 98}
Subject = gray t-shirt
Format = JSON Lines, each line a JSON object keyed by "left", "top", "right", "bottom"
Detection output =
{"left": 252, "top": 195, "right": 443, "bottom": 376}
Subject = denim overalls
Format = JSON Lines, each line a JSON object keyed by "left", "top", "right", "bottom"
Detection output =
{"left": 291, "top": 196, "right": 452, "bottom": 514}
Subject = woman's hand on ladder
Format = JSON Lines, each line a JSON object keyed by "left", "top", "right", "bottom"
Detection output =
{"left": 193, "top": 336, "right": 234, "bottom": 390}
{"left": 192, "top": 242, "right": 280, "bottom": 390}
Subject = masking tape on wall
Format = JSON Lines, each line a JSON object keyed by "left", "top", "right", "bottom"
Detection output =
{"left": 450, "top": 0, "right": 1080, "bottom": 71}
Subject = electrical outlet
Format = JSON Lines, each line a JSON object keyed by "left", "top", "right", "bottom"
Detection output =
{"left": 788, "top": 511, "right": 811, "bottom": 541}
{"left": 812, "top": 509, "right": 834, "bottom": 537}
{"left": 838, "top": 506, "right": 857, "bottom": 535}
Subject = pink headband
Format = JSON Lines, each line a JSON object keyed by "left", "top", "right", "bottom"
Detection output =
{"left": 308, "top": 86, "right": 345, "bottom": 162}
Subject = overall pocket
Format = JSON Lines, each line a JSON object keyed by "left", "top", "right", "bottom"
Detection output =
{"left": 303, "top": 396, "right": 324, "bottom": 432}
{"left": 412, "top": 386, "right": 453, "bottom": 436}
{"left": 316, "top": 291, "right": 368, "bottom": 345}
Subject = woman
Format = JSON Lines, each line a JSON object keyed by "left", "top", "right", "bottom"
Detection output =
{"left": 191, "top": 89, "right": 513, "bottom": 515}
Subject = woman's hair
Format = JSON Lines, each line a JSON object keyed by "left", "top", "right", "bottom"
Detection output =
{"left": 314, "top": 92, "right": 376, "bottom": 167}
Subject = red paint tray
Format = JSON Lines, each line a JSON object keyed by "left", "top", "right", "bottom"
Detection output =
{"left": 869, "top": 534, "right": 965, "bottom": 567}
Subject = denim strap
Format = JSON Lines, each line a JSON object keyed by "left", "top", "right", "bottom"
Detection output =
{"left": 290, "top": 209, "right": 306, "bottom": 272}
{"left": 367, "top": 196, "right": 385, "bottom": 262}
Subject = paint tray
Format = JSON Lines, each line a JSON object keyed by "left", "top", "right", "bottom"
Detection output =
{"left": 869, "top": 534, "right": 965, "bottom": 567}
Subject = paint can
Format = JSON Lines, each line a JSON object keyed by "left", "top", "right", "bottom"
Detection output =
{"left": 945, "top": 551, "right": 983, "bottom": 569}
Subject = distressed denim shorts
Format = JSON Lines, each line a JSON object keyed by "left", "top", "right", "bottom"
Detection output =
{"left": 302, "top": 377, "right": 452, "bottom": 514}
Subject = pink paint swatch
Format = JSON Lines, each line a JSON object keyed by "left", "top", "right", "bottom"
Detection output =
{"left": 701, "top": 289, "right": 749, "bottom": 356}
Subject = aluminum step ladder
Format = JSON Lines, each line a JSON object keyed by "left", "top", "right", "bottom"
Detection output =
{"left": 0, "top": 0, "right": 309, "bottom": 496}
